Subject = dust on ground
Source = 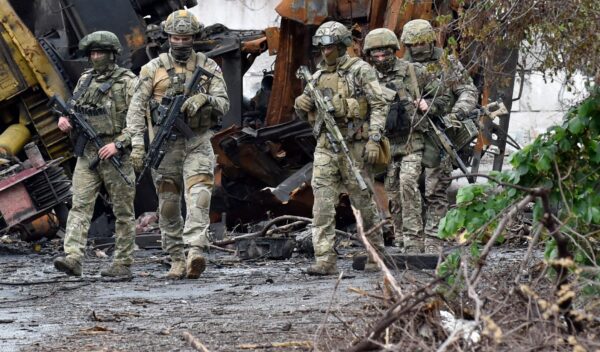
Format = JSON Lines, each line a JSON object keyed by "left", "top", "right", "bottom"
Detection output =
{"left": 0, "top": 239, "right": 532, "bottom": 352}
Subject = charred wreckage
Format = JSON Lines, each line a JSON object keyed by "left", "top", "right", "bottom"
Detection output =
{"left": 0, "top": 0, "right": 516, "bottom": 259}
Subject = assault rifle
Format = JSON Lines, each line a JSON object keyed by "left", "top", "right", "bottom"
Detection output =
{"left": 426, "top": 115, "right": 475, "bottom": 184}
{"left": 136, "top": 65, "right": 214, "bottom": 184}
{"left": 296, "top": 65, "right": 367, "bottom": 191}
{"left": 48, "top": 95, "right": 132, "bottom": 186}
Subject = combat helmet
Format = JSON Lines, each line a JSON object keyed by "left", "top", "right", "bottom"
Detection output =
{"left": 400, "top": 19, "right": 436, "bottom": 45}
{"left": 78, "top": 31, "right": 122, "bottom": 55}
{"left": 162, "top": 10, "right": 202, "bottom": 35}
{"left": 363, "top": 28, "right": 400, "bottom": 52}
{"left": 312, "top": 21, "right": 353, "bottom": 47}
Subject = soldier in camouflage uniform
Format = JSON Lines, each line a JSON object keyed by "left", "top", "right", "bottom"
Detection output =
{"left": 294, "top": 21, "right": 387, "bottom": 275}
{"left": 363, "top": 28, "right": 450, "bottom": 252}
{"left": 54, "top": 31, "right": 137, "bottom": 278}
{"left": 401, "top": 19, "right": 478, "bottom": 250}
{"left": 126, "top": 10, "right": 229, "bottom": 279}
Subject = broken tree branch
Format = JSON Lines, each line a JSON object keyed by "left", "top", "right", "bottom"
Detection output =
{"left": 182, "top": 331, "right": 210, "bottom": 352}
{"left": 353, "top": 207, "right": 403, "bottom": 298}
{"left": 238, "top": 341, "right": 312, "bottom": 349}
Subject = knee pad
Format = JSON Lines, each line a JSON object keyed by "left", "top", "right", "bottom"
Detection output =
{"left": 190, "top": 184, "right": 211, "bottom": 209}
{"left": 158, "top": 179, "right": 180, "bottom": 219}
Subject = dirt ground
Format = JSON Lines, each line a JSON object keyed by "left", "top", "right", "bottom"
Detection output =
{"left": 1, "top": 238, "right": 421, "bottom": 352}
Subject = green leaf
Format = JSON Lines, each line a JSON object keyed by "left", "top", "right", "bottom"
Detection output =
{"left": 567, "top": 115, "right": 585, "bottom": 134}
{"left": 456, "top": 187, "right": 475, "bottom": 204}
{"left": 544, "top": 238, "right": 557, "bottom": 259}
{"left": 483, "top": 208, "right": 496, "bottom": 219}
{"left": 536, "top": 155, "right": 551, "bottom": 172}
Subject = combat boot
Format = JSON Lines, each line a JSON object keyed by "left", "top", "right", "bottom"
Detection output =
{"left": 54, "top": 256, "right": 82, "bottom": 277}
{"left": 100, "top": 263, "right": 132, "bottom": 278}
{"left": 364, "top": 245, "right": 387, "bottom": 272}
{"left": 402, "top": 236, "right": 424, "bottom": 254}
{"left": 166, "top": 260, "right": 186, "bottom": 280}
{"left": 364, "top": 260, "right": 380, "bottom": 273}
{"left": 306, "top": 262, "right": 337, "bottom": 276}
{"left": 186, "top": 248, "right": 206, "bottom": 279}
{"left": 424, "top": 236, "right": 444, "bottom": 254}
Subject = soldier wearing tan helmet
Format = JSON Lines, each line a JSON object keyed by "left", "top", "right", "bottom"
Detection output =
{"left": 364, "top": 28, "right": 451, "bottom": 252}
{"left": 54, "top": 31, "right": 137, "bottom": 278}
{"left": 401, "top": 19, "right": 478, "bottom": 252}
{"left": 294, "top": 21, "right": 387, "bottom": 275}
{"left": 126, "top": 10, "right": 230, "bottom": 279}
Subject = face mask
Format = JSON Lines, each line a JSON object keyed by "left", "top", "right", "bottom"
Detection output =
{"left": 170, "top": 41, "right": 193, "bottom": 62}
{"left": 409, "top": 43, "right": 433, "bottom": 62}
{"left": 322, "top": 46, "right": 340, "bottom": 65}
{"left": 370, "top": 49, "right": 395, "bottom": 73}
{"left": 90, "top": 52, "right": 112, "bottom": 74}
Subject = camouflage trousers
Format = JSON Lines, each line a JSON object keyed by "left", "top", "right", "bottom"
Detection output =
{"left": 424, "top": 155, "right": 452, "bottom": 237}
{"left": 384, "top": 133, "right": 424, "bottom": 250}
{"left": 311, "top": 134, "right": 384, "bottom": 265}
{"left": 152, "top": 131, "right": 215, "bottom": 262}
{"left": 63, "top": 149, "right": 135, "bottom": 265}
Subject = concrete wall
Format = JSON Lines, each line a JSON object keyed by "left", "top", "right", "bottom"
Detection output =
{"left": 190, "top": 0, "right": 280, "bottom": 98}
{"left": 508, "top": 71, "right": 590, "bottom": 150}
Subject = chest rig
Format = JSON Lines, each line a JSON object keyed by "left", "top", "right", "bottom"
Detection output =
{"left": 150, "top": 53, "right": 211, "bottom": 130}
{"left": 71, "top": 68, "right": 131, "bottom": 137}
{"left": 314, "top": 57, "right": 368, "bottom": 140}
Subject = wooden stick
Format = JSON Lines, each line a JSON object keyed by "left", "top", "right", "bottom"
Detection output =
{"left": 182, "top": 331, "right": 210, "bottom": 352}
{"left": 238, "top": 341, "right": 312, "bottom": 349}
{"left": 352, "top": 207, "right": 403, "bottom": 298}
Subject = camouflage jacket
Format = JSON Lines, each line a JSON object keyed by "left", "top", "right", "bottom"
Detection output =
{"left": 71, "top": 65, "right": 137, "bottom": 147}
{"left": 125, "top": 50, "right": 229, "bottom": 148}
{"left": 405, "top": 47, "right": 478, "bottom": 117}
{"left": 295, "top": 54, "right": 387, "bottom": 138}
{"left": 376, "top": 57, "right": 452, "bottom": 133}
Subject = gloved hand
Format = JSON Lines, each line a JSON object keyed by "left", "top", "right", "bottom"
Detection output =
{"left": 364, "top": 139, "right": 381, "bottom": 165}
{"left": 130, "top": 145, "right": 145, "bottom": 173}
{"left": 295, "top": 94, "right": 314, "bottom": 112}
{"left": 181, "top": 93, "right": 208, "bottom": 117}
{"left": 331, "top": 94, "right": 348, "bottom": 118}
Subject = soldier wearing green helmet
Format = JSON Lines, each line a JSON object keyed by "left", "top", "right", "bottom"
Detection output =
{"left": 364, "top": 28, "right": 451, "bottom": 252}
{"left": 54, "top": 31, "right": 137, "bottom": 278}
{"left": 126, "top": 10, "right": 229, "bottom": 280}
{"left": 401, "top": 19, "right": 478, "bottom": 252}
{"left": 294, "top": 21, "right": 387, "bottom": 276}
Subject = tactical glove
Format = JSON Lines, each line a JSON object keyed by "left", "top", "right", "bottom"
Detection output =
{"left": 181, "top": 93, "right": 208, "bottom": 117}
{"left": 295, "top": 94, "right": 314, "bottom": 112}
{"left": 130, "top": 145, "right": 145, "bottom": 174}
{"left": 331, "top": 94, "right": 348, "bottom": 118}
{"left": 364, "top": 139, "right": 381, "bottom": 165}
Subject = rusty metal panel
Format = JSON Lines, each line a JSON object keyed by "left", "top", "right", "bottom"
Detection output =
{"left": 265, "top": 27, "right": 280, "bottom": 55}
{"left": 336, "top": 0, "right": 370, "bottom": 19}
{"left": 0, "top": 183, "right": 36, "bottom": 226}
{"left": 265, "top": 18, "right": 309, "bottom": 126}
{"left": 276, "top": 0, "right": 332, "bottom": 25}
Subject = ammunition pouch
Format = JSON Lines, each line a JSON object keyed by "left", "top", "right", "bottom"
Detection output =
{"left": 72, "top": 105, "right": 114, "bottom": 137}
{"left": 375, "top": 136, "right": 391, "bottom": 167}
{"left": 149, "top": 99, "right": 161, "bottom": 125}
{"left": 445, "top": 117, "right": 479, "bottom": 151}
{"left": 188, "top": 104, "right": 219, "bottom": 131}
{"left": 422, "top": 132, "right": 442, "bottom": 168}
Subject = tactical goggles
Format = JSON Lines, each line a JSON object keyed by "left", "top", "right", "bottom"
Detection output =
{"left": 312, "top": 35, "right": 339, "bottom": 46}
